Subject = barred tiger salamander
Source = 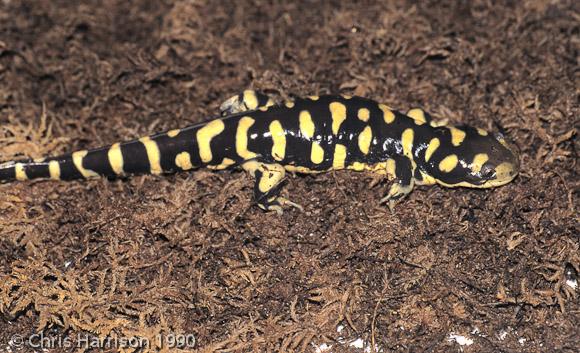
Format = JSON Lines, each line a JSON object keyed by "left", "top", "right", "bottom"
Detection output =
{"left": 0, "top": 91, "right": 519, "bottom": 213}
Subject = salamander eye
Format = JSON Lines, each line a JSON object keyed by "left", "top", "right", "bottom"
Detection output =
{"left": 480, "top": 166, "right": 496, "bottom": 179}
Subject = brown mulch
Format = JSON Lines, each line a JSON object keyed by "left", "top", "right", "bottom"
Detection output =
{"left": 0, "top": 1, "right": 578, "bottom": 352}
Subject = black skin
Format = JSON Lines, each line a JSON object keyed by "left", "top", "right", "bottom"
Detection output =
{"left": 0, "top": 91, "right": 519, "bottom": 212}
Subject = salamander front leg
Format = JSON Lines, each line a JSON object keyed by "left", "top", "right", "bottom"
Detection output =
{"left": 219, "top": 90, "right": 276, "bottom": 116}
{"left": 380, "top": 156, "right": 415, "bottom": 211}
{"left": 242, "top": 160, "right": 303, "bottom": 215}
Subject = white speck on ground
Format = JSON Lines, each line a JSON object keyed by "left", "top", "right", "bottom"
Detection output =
{"left": 448, "top": 333, "right": 474, "bottom": 346}
{"left": 498, "top": 330, "right": 509, "bottom": 340}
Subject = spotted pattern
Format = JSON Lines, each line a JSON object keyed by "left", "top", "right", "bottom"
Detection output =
{"left": 108, "top": 143, "right": 124, "bottom": 174}
{"left": 357, "top": 108, "right": 370, "bottom": 122}
{"left": 439, "top": 154, "right": 458, "bottom": 172}
{"left": 424, "top": 138, "right": 440, "bottom": 162}
{"left": 379, "top": 104, "right": 395, "bottom": 124}
{"left": 358, "top": 126, "right": 373, "bottom": 155}
{"left": 299, "top": 110, "right": 315, "bottom": 139}
{"left": 0, "top": 94, "right": 518, "bottom": 212}
{"left": 269, "top": 120, "right": 286, "bottom": 161}
{"left": 471, "top": 153, "right": 489, "bottom": 173}
{"left": 450, "top": 127, "right": 466, "bottom": 146}
{"left": 175, "top": 152, "right": 193, "bottom": 170}
{"left": 236, "top": 117, "right": 257, "bottom": 159}
{"left": 330, "top": 102, "right": 346, "bottom": 135}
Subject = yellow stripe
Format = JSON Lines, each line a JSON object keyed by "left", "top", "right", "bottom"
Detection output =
{"left": 330, "top": 102, "right": 346, "bottom": 135}
{"left": 450, "top": 127, "right": 466, "bottom": 146}
{"left": 175, "top": 152, "right": 193, "bottom": 170}
{"left": 439, "top": 154, "right": 458, "bottom": 172}
{"left": 243, "top": 90, "right": 258, "bottom": 110}
{"left": 477, "top": 128, "right": 488, "bottom": 136}
{"left": 401, "top": 128, "right": 414, "bottom": 158}
{"left": 407, "top": 108, "right": 426, "bottom": 125}
{"left": 107, "top": 143, "right": 124, "bottom": 175}
{"left": 358, "top": 126, "right": 373, "bottom": 155}
{"left": 471, "top": 153, "right": 489, "bottom": 173}
{"left": 236, "top": 117, "right": 257, "bottom": 159}
{"left": 14, "top": 163, "right": 27, "bottom": 181}
{"left": 379, "top": 104, "right": 395, "bottom": 124}
{"left": 299, "top": 110, "right": 315, "bottom": 139}
{"left": 357, "top": 108, "right": 370, "bottom": 122}
{"left": 311, "top": 142, "right": 324, "bottom": 164}
{"left": 285, "top": 101, "right": 295, "bottom": 108}
{"left": 424, "top": 138, "right": 440, "bottom": 162}
{"left": 269, "top": 120, "right": 286, "bottom": 161}
{"left": 72, "top": 150, "right": 99, "bottom": 178}
{"left": 48, "top": 160, "right": 60, "bottom": 180}
{"left": 309, "top": 95, "right": 319, "bottom": 101}
{"left": 333, "top": 144, "right": 347, "bottom": 169}
{"left": 139, "top": 137, "right": 163, "bottom": 174}
{"left": 167, "top": 129, "right": 180, "bottom": 138}
{"left": 197, "top": 119, "right": 225, "bottom": 163}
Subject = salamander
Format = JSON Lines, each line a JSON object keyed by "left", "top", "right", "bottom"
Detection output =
{"left": 0, "top": 91, "right": 519, "bottom": 213}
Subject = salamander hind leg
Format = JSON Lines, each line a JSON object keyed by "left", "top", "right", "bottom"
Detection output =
{"left": 380, "top": 156, "right": 415, "bottom": 211}
{"left": 242, "top": 160, "right": 303, "bottom": 215}
{"left": 220, "top": 90, "right": 276, "bottom": 116}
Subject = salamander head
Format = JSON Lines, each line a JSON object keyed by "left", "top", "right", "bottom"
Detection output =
{"left": 419, "top": 126, "right": 519, "bottom": 188}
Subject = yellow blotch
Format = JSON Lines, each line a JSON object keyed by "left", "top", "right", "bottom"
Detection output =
{"left": 424, "top": 138, "right": 440, "bottom": 162}
{"left": 269, "top": 120, "right": 286, "bottom": 161}
{"left": 379, "top": 104, "right": 395, "bottom": 124}
{"left": 196, "top": 119, "right": 225, "bottom": 164}
{"left": 167, "top": 129, "right": 180, "bottom": 138}
{"left": 333, "top": 144, "right": 347, "bottom": 169}
{"left": 309, "top": 95, "right": 319, "bottom": 101}
{"left": 407, "top": 108, "right": 426, "bottom": 125}
{"left": 330, "top": 102, "right": 346, "bottom": 135}
{"left": 266, "top": 98, "right": 275, "bottom": 107}
{"left": 439, "top": 154, "right": 459, "bottom": 172}
{"left": 471, "top": 153, "right": 489, "bottom": 174}
{"left": 342, "top": 94, "right": 352, "bottom": 99}
{"left": 358, "top": 126, "right": 373, "bottom": 155}
{"left": 243, "top": 90, "right": 258, "bottom": 110}
{"left": 299, "top": 110, "right": 315, "bottom": 139}
{"left": 401, "top": 128, "right": 414, "bottom": 158}
{"left": 386, "top": 158, "right": 396, "bottom": 179}
{"left": 450, "top": 127, "right": 466, "bottom": 146}
{"left": 259, "top": 106, "right": 269, "bottom": 112}
{"left": 357, "top": 108, "right": 370, "bottom": 122}
{"left": 477, "top": 128, "right": 488, "bottom": 136}
{"left": 236, "top": 116, "right": 257, "bottom": 159}
{"left": 139, "top": 137, "right": 163, "bottom": 174}
{"left": 175, "top": 152, "right": 193, "bottom": 170}
{"left": 107, "top": 143, "right": 124, "bottom": 175}
{"left": 48, "top": 160, "right": 61, "bottom": 180}
{"left": 14, "top": 163, "right": 27, "bottom": 181}
{"left": 349, "top": 162, "right": 365, "bottom": 171}
{"left": 310, "top": 142, "right": 324, "bottom": 164}
{"left": 207, "top": 158, "right": 236, "bottom": 170}
{"left": 72, "top": 150, "right": 99, "bottom": 178}
{"left": 285, "top": 101, "right": 295, "bottom": 108}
